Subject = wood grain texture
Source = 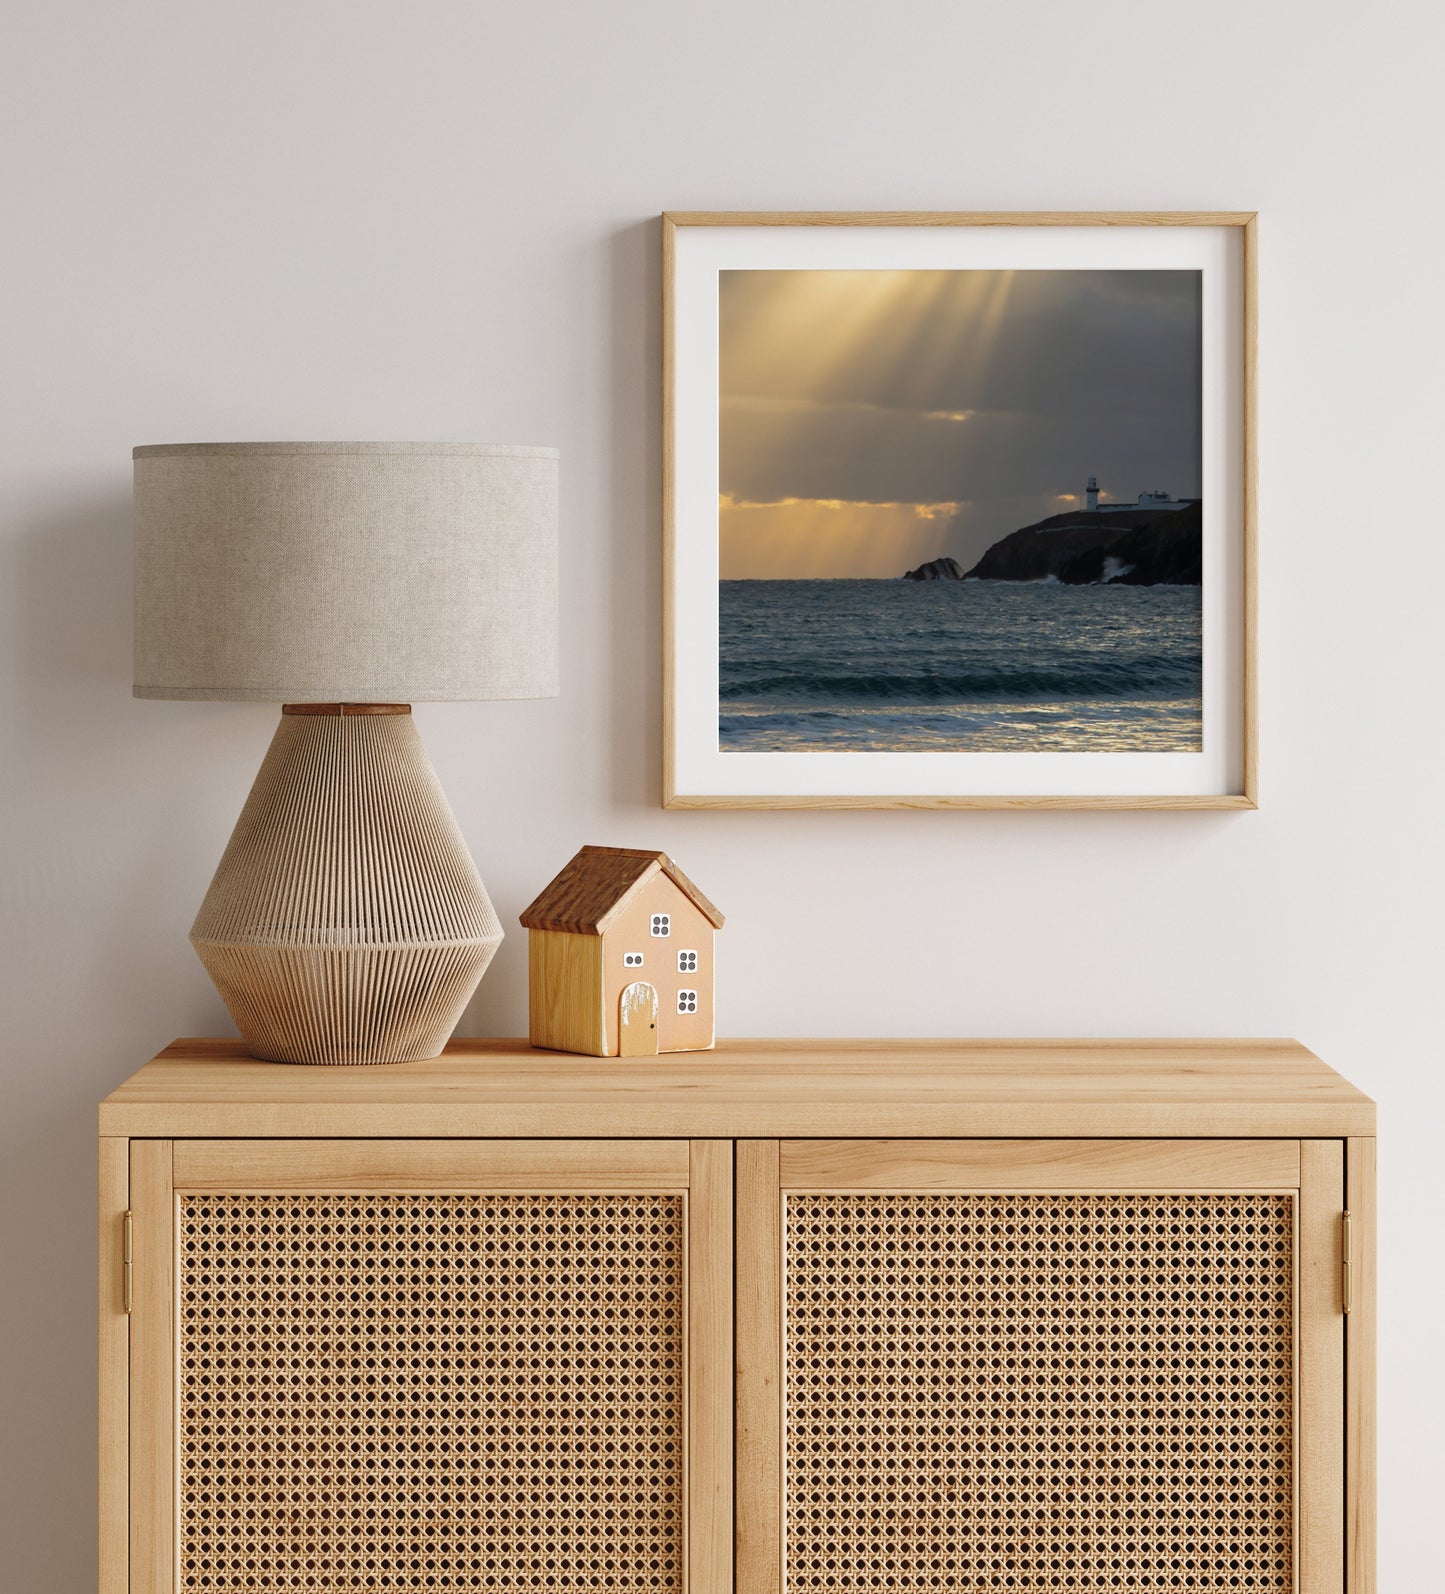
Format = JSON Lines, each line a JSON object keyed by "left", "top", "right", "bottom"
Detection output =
{"left": 100, "top": 1037, "right": 1376, "bottom": 1140}
{"left": 661, "top": 213, "right": 677, "bottom": 810}
{"left": 734, "top": 1142, "right": 781, "bottom": 1594}
{"left": 519, "top": 844, "right": 723, "bottom": 934}
{"left": 779, "top": 1137, "right": 1301, "bottom": 1189}
{"left": 103, "top": 1063, "right": 1368, "bottom": 1593}
{"left": 665, "top": 210, "right": 1258, "bottom": 228}
{"left": 1347, "top": 1137, "right": 1376, "bottom": 1594}
{"left": 687, "top": 1141, "right": 733, "bottom": 1594}
{"left": 98, "top": 1138, "right": 129, "bottom": 1594}
{"left": 281, "top": 702, "right": 410, "bottom": 716}
{"left": 527, "top": 930, "right": 606, "bottom": 1054}
{"left": 664, "top": 791, "right": 1260, "bottom": 811}
{"left": 1299, "top": 1140, "right": 1346, "bottom": 1594}
{"left": 173, "top": 1138, "right": 691, "bottom": 1190}
{"left": 129, "top": 1140, "right": 173, "bottom": 1594}
{"left": 662, "top": 210, "right": 1259, "bottom": 812}
{"left": 1241, "top": 212, "right": 1260, "bottom": 805}
{"left": 521, "top": 846, "right": 664, "bottom": 933}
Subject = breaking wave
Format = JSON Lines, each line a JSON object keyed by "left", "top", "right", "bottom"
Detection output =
{"left": 720, "top": 657, "right": 1199, "bottom": 704}
{"left": 718, "top": 579, "right": 1203, "bottom": 752}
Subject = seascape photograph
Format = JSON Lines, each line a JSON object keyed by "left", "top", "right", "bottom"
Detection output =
{"left": 717, "top": 268, "right": 1204, "bottom": 754}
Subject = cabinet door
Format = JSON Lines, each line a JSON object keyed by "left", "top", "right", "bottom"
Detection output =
{"left": 129, "top": 1138, "right": 731, "bottom": 1594}
{"left": 737, "top": 1139, "right": 1344, "bottom": 1594}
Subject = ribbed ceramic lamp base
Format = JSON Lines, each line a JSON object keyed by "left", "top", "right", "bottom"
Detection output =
{"left": 191, "top": 706, "right": 502, "bottom": 1065}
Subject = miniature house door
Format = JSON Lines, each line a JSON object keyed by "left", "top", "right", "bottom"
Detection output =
{"left": 127, "top": 1138, "right": 732, "bottom": 1594}
{"left": 620, "top": 979, "right": 660, "bottom": 1055}
{"left": 735, "top": 1138, "right": 1346, "bottom": 1594}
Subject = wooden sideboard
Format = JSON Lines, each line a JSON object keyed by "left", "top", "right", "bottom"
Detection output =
{"left": 100, "top": 1037, "right": 1376, "bottom": 1594}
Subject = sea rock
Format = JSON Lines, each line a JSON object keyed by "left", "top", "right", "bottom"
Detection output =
{"left": 902, "top": 557, "right": 965, "bottom": 582}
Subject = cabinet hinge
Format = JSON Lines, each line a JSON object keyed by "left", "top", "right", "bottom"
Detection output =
{"left": 1341, "top": 1209, "right": 1352, "bottom": 1316}
{"left": 123, "top": 1210, "right": 133, "bottom": 1316}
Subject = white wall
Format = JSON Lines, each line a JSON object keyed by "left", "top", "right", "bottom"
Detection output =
{"left": 2, "top": 0, "right": 1441, "bottom": 1582}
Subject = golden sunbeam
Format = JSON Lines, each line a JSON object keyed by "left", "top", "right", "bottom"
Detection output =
{"left": 719, "top": 496, "right": 961, "bottom": 580}
{"left": 719, "top": 270, "right": 1022, "bottom": 574}
{"left": 720, "top": 269, "right": 1018, "bottom": 412}
{"left": 723, "top": 395, "right": 976, "bottom": 425}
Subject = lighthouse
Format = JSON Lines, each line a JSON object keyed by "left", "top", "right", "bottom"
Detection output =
{"left": 1085, "top": 474, "right": 1099, "bottom": 513}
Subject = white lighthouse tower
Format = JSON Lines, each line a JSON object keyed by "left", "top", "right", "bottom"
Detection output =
{"left": 1085, "top": 474, "right": 1099, "bottom": 513}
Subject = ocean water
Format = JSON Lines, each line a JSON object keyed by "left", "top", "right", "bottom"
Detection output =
{"left": 719, "top": 580, "right": 1202, "bottom": 753}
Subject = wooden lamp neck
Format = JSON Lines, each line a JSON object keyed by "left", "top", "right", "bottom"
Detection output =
{"left": 282, "top": 703, "right": 412, "bottom": 717}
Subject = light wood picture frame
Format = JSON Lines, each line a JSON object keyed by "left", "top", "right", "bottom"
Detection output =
{"left": 663, "top": 211, "right": 1257, "bottom": 810}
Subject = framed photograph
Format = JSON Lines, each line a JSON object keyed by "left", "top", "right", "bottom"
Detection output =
{"left": 663, "top": 212, "right": 1256, "bottom": 810}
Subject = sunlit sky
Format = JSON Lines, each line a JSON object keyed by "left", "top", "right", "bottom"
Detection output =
{"left": 719, "top": 269, "right": 1201, "bottom": 579}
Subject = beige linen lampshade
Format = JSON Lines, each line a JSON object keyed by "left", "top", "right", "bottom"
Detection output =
{"left": 133, "top": 441, "right": 558, "bottom": 702}
{"left": 132, "top": 442, "right": 559, "bottom": 1065}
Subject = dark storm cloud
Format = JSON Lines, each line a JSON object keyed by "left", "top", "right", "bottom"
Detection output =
{"left": 719, "top": 269, "right": 1202, "bottom": 572}
{"left": 720, "top": 269, "right": 1200, "bottom": 420}
{"left": 721, "top": 398, "right": 1181, "bottom": 505}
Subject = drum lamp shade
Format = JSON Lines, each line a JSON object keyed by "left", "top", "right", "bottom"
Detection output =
{"left": 132, "top": 441, "right": 559, "bottom": 702}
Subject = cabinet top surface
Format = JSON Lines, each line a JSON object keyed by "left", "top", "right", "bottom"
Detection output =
{"left": 99, "top": 1037, "right": 1374, "bottom": 1138}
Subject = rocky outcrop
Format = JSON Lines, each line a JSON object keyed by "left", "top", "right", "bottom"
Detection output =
{"left": 902, "top": 556, "right": 965, "bottom": 581}
{"left": 920, "top": 503, "right": 1205, "bottom": 587}
{"left": 1103, "top": 502, "right": 1202, "bottom": 586}
{"left": 1057, "top": 502, "right": 1202, "bottom": 586}
{"left": 960, "top": 509, "right": 1161, "bottom": 583}
{"left": 902, "top": 503, "right": 1202, "bottom": 587}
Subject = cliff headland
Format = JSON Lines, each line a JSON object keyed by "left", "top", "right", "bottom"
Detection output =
{"left": 904, "top": 501, "right": 1202, "bottom": 586}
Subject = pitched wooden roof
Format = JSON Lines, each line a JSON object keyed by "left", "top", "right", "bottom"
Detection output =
{"left": 519, "top": 845, "right": 725, "bottom": 935}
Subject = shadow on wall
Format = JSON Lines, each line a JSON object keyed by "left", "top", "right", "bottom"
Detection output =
{"left": 607, "top": 216, "right": 663, "bottom": 812}
{"left": 4, "top": 491, "right": 138, "bottom": 1591}
{"left": 10, "top": 488, "right": 228, "bottom": 1019}
{"left": 14, "top": 488, "right": 133, "bottom": 730}
{"left": 454, "top": 218, "right": 662, "bottom": 1039}
{"left": 3, "top": 489, "right": 242, "bottom": 1591}
{"left": 9, "top": 489, "right": 158, "bottom": 1007}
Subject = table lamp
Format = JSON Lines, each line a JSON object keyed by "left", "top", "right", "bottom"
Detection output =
{"left": 133, "top": 441, "right": 559, "bottom": 1065}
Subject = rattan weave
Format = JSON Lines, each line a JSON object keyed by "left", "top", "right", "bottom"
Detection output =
{"left": 784, "top": 1192, "right": 1294, "bottom": 1593}
{"left": 178, "top": 1192, "right": 686, "bottom": 1590}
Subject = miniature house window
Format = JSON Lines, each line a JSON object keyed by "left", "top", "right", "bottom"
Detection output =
{"left": 623, "top": 952, "right": 644, "bottom": 968}
{"left": 677, "top": 989, "right": 698, "bottom": 1014}
{"left": 677, "top": 950, "right": 698, "bottom": 973}
{"left": 650, "top": 914, "right": 671, "bottom": 937}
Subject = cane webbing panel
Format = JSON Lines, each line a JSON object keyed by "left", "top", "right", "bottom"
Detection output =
{"left": 785, "top": 1193, "right": 1294, "bottom": 1594}
{"left": 179, "top": 1193, "right": 684, "bottom": 1591}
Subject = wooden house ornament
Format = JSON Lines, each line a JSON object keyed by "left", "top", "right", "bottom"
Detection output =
{"left": 520, "top": 845, "right": 724, "bottom": 1056}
